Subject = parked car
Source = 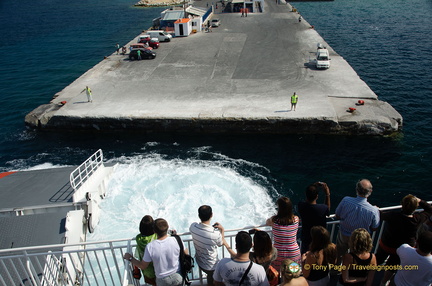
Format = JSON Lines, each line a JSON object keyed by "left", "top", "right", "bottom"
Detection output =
{"left": 129, "top": 49, "right": 156, "bottom": 60}
{"left": 138, "top": 36, "right": 160, "bottom": 49}
{"left": 148, "top": 30, "right": 172, "bottom": 42}
{"left": 211, "top": 19, "right": 221, "bottom": 27}
{"left": 148, "top": 38, "right": 160, "bottom": 49}
{"left": 315, "top": 46, "right": 330, "bottom": 69}
{"left": 130, "top": 43, "right": 152, "bottom": 50}
{"left": 138, "top": 35, "right": 151, "bottom": 43}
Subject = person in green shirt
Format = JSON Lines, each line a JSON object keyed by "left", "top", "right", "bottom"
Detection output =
{"left": 135, "top": 215, "right": 157, "bottom": 285}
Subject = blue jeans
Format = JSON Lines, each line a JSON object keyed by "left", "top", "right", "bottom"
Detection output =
{"left": 156, "top": 272, "right": 183, "bottom": 286}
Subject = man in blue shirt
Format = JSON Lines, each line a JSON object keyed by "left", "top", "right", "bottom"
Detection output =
{"left": 335, "top": 179, "right": 380, "bottom": 263}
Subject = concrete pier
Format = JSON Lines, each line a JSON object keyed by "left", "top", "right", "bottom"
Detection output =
{"left": 25, "top": 0, "right": 402, "bottom": 135}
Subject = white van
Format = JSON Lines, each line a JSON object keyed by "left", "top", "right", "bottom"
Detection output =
{"left": 147, "top": 30, "right": 172, "bottom": 42}
{"left": 315, "top": 44, "right": 330, "bottom": 69}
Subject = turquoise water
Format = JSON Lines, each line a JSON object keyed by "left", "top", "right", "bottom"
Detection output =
{"left": 0, "top": 0, "right": 431, "bottom": 211}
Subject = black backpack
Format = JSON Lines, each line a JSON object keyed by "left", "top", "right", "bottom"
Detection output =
{"left": 173, "top": 235, "right": 194, "bottom": 285}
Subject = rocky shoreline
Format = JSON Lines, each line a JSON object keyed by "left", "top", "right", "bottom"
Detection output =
{"left": 134, "top": 0, "right": 184, "bottom": 7}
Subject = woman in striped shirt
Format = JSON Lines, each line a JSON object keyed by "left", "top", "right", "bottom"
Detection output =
{"left": 266, "top": 197, "right": 301, "bottom": 270}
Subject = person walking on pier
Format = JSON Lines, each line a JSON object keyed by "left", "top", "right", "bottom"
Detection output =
{"left": 82, "top": 86, "right": 92, "bottom": 102}
{"left": 291, "top": 92, "right": 298, "bottom": 111}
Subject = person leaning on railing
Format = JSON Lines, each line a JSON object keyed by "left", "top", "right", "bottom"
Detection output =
{"left": 298, "top": 182, "right": 331, "bottom": 254}
{"left": 266, "top": 197, "right": 301, "bottom": 268}
{"left": 134, "top": 215, "right": 157, "bottom": 285}
{"left": 123, "top": 218, "right": 188, "bottom": 286}
{"left": 189, "top": 205, "right": 226, "bottom": 286}
{"left": 335, "top": 179, "right": 380, "bottom": 264}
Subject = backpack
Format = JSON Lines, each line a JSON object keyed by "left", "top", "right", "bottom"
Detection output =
{"left": 266, "top": 265, "right": 279, "bottom": 286}
{"left": 173, "top": 235, "right": 194, "bottom": 285}
{"left": 250, "top": 252, "right": 279, "bottom": 286}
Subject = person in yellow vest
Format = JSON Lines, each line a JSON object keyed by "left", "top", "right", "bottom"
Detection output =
{"left": 291, "top": 92, "right": 298, "bottom": 111}
{"left": 81, "top": 86, "right": 92, "bottom": 102}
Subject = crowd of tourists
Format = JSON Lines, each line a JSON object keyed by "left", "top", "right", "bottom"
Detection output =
{"left": 123, "top": 179, "right": 432, "bottom": 286}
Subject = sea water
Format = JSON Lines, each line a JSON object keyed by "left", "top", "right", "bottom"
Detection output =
{"left": 88, "top": 148, "right": 278, "bottom": 241}
{"left": 1, "top": 0, "right": 432, "bottom": 237}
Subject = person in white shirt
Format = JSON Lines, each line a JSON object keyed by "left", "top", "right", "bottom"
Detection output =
{"left": 391, "top": 231, "right": 432, "bottom": 286}
{"left": 189, "top": 205, "right": 225, "bottom": 286}
{"left": 214, "top": 231, "right": 269, "bottom": 286}
{"left": 124, "top": 218, "right": 187, "bottom": 286}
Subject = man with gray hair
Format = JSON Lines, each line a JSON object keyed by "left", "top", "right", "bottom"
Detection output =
{"left": 335, "top": 179, "right": 380, "bottom": 262}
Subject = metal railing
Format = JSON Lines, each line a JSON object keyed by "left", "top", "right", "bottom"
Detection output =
{"left": 325, "top": 203, "right": 425, "bottom": 253}
{"left": 0, "top": 226, "right": 266, "bottom": 286}
{"left": 1, "top": 202, "right": 430, "bottom": 286}
{"left": 69, "top": 149, "right": 104, "bottom": 192}
{"left": 0, "top": 238, "right": 132, "bottom": 286}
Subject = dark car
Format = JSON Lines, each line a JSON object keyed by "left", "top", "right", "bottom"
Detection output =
{"left": 129, "top": 49, "right": 156, "bottom": 60}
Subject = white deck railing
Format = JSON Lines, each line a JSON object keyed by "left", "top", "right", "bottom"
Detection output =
{"left": 0, "top": 227, "right": 257, "bottom": 286}
{"left": 69, "top": 149, "right": 104, "bottom": 192}
{"left": 1, "top": 203, "right": 430, "bottom": 286}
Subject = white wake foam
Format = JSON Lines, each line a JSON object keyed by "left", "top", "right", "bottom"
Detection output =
{"left": 88, "top": 153, "right": 276, "bottom": 241}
